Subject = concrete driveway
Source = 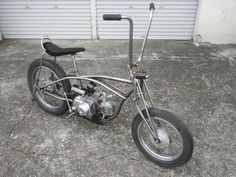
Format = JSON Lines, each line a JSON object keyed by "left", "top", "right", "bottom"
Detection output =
{"left": 0, "top": 39, "right": 235, "bottom": 177}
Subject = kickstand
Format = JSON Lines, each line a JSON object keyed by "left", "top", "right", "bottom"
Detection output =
{"left": 66, "top": 111, "right": 76, "bottom": 119}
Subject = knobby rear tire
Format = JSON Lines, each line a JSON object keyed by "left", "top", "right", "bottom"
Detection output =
{"left": 27, "top": 59, "right": 71, "bottom": 115}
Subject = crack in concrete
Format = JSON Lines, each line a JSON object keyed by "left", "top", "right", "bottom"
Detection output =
{"left": 97, "top": 149, "right": 129, "bottom": 160}
{"left": 9, "top": 105, "right": 33, "bottom": 137}
{"left": 9, "top": 147, "right": 87, "bottom": 164}
{"left": 10, "top": 146, "right": 130, "bottom": 163}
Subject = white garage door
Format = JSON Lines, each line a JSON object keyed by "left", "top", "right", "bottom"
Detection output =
{"left": 0, "top": 0, "right": 198, "bottom": 40}
{"left": 0, "top": 0, "right": 92, "bottom": 39}
{"left": 97, "top": 0, "right": 198, "bottom": 39}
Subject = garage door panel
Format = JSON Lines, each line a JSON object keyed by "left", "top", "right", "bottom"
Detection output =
{"left": 0, "top": 23, "right": 89, "bottom": 28}
{"left": 0, "top": 0, "right": 92, "bottom": 39}
{"left": 97, "top": 0, "right": 198, "bottom": 40}
{"left": 0, "top": 9, "right": 90, "bottom": 13}
{"left": 3, "top": 34, "right": 91, "bottom": 39}
{"left": 0, "top": 16, "right": 91, "bottom": 21}
{"left": 0, "top": 1, "right": 90, "bottom": 5}
{"left": 98, "top": 0, "right": 198, "bottom": 6}
{"left": 0, "top": 0, "right": 198, "bottom": 40}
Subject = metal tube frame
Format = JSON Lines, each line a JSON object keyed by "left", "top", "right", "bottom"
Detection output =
{"left": 134, "top": 79, "right": 158, "bottom": 139}
{"left": 121, "top": 16, "right": 133, "bottom": 69}
{"left": 35, "top": 4, "right": 157, "bottom": 137}
{"left": 38, "top": 73, "right": 135, "bottom": 119}
{"left": 40, "top": 75, "right": 132, "bottom": 100}
{"left": 121, "top": 8, "right": 154, "bottom": 69}
{"left": 136, "top": 8, "right": 154, "bottom": 65}
{"left": 39, "top": 70, "right": 157, "bottom": 137}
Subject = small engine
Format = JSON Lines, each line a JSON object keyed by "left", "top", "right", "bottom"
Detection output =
{"left": 71, "top": 95, "right": 96, "bottom": 119}
{"left": 71, "top": 82, "right": 116, "bottom": 123}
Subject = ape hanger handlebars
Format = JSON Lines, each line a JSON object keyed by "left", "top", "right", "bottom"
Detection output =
{"left": 103, "top": 3, "right": 155, "bottom": 70}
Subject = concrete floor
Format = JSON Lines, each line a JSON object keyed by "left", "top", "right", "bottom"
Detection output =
{"left": 0, "top": 39, "right": 235, "bottom": 177}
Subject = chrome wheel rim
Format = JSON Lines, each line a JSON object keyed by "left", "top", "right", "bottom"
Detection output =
{"left": 137, "top": 117, "right": 183, "bottom": 161}
{"left": 32, "top": 66, "right": 64, "bottom": 110}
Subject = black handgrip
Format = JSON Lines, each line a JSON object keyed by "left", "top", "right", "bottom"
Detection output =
{"left": 103, "top": 14, "right": 121, "bottom": 21}
{"left": 149, "top": 3, "right": 155, "bottom": 10}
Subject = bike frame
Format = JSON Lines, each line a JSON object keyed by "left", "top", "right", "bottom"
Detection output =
{"left": 37, "top": 6, "right": 158, "bottom": 138}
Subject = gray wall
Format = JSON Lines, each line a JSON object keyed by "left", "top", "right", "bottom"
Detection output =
{"left": 194, "top": 0, "right": 236, "bottom": 44}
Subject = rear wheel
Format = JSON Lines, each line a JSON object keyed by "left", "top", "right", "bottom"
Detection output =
{"left": 132, "top": 108, "right": 193, "bottom": 167}
{"left": 27, "top": 59, "right": 71, "bottom": 115}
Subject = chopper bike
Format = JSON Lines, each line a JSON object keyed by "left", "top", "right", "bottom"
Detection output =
{"left": 27, "top": 3, "right": 193, "bottom": 167}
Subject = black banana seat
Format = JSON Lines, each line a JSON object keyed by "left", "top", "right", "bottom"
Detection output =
{"left": 43, "top": 42, "right": 85, "bottom": 57}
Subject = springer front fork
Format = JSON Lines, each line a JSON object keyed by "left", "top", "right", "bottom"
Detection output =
{"left": 134, "top": 76, "right": 159, "bottom": 139}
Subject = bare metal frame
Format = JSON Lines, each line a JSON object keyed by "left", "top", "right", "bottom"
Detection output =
{"left": 36, "top": 6, "right": 158, "bottom": 138}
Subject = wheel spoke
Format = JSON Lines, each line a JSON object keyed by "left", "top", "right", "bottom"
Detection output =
{"left": 34, "top": 66, "right": 65, "bottom": 109}
{"left": 154, "top": 119, "right": 161, "bottom": 127}
{"left": 138, "top": 116, "right": 183, "bottom": 161}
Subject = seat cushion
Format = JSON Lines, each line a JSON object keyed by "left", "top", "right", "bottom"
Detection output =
{"left": 43, "top": 42, "right": 85, "bottom": 57}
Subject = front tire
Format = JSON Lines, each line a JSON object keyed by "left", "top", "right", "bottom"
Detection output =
{"left": 132, "top": 108, "right": 193, "bottom": 167}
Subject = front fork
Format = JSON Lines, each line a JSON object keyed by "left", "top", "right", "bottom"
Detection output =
{"left": 134, "top": 78, "right": 159, "bottom": 140}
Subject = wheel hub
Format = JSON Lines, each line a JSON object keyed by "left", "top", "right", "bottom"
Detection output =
{"left": 42, "top": 80, "right": 57, "bottom": 93}
{"left": 150, "top": 129, "right": 170, "bottom": 149}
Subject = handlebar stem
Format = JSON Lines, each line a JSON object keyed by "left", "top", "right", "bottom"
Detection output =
{"left": 136, "top": 8, "right": 154, "bottom": 65}
{"left": 103, "top": 3, "right": 155, "bottom": 71}
{"left": 121, "top": 16, "right": 134, "bottom": 69}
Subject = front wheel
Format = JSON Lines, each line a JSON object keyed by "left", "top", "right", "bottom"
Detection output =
{"left": 132, "top": 108, "right": 193, "bottom": 167}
